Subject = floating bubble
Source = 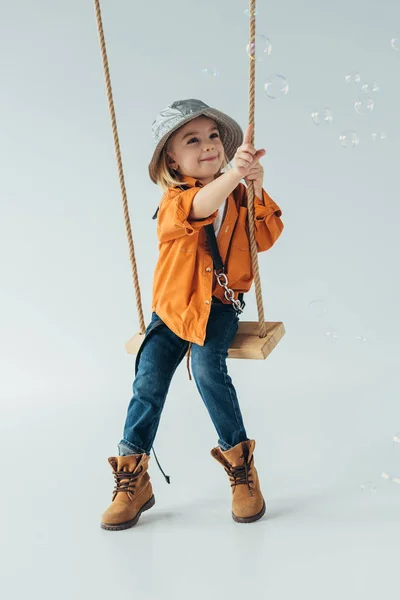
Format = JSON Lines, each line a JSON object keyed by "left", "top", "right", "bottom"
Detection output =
{"left": 393, "top": 433, "right": 400, "bottom": 444}
{"left": 264, "top": 74, "right": 289, "bottom": 99}
{"left": 244, "top": 8, "right": 258, "bottom": 17}
{"left": 325, "top": 330, "right": 338, "bottom": 339}
{"left": 323, "top": 108, "right": 333, "bottom": 123}
{"left": 361, "top": 481, "right": 377, "bottom": 492}
{"left": 311, "top": 108, "right": 333, "bottom": 125}
{"left": 339, "top": 131, "right": 359, "bottom": 148}
{"left": 354, "top": 98, "right": 374, "bottom": 115}
{"left": 382, "top": 472, "right": 400, "bottom": 486}
{"left": 361, "top": 82, "right": 379, "bottom": 95}
{"left": 345, "top": 72, "right": 361, "bottom": 84}
{"left": 311, "top": 112, "right": 321, "bottom": 125}
{"left": 201, "top": 67, "right": 219, "bottom": 79}
{"left": 391, "top": 37, "right": 399, "bottom": 51}
{"left": 246, "top": 35, "right": 272, "bottom": 61}
{"left": 372, "top": 131, "right": 387, "bottom": 142}
{"left": 356, "top": 335, "right": 368, "bottom": 342}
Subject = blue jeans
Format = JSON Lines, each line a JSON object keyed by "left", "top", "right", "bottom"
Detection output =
{"left": 118, "top": 300, "right": 249, "bottom": 456}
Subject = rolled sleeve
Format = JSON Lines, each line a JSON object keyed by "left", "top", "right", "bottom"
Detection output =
{"left": 254, "top": 189, "right": 282, "bottom": 220}
{"left": 253, "top": 188, "right": 284, "bottom": 252}
{"left": 158, "top": 187, "right": 218, "bottom": 242}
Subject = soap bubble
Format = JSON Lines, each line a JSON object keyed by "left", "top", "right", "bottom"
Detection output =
{"left": 264, "top": 74, "right": 289, "bottom": 99}
{"left": 356, "top": 335, "right": 368, "bottom": 342}
{"left": 372, "top": 131, "right": 387, "bottom": 142}
{"left": 393, "top": 432, "right": 400, "bottom": 445}
{"left": 354, "top": 98, "right": 374, "bottom": 115}
{"left": 246, "top": 35, "right": 272, "bottom": 61}
{"left": 382, "top": 472, "right": 400, "bottom": 486}
{"left": 244, "top": 8, "right": 258, "bottom": 17}
{"left": 361, "top": 82, "right": 379, "bottom": 95}
{"left": 201, "top": 67, "right": 219, "bottom": 79}
{"left": 311, "top": 112, "right": 321, "bottom": 125}
{"left": 325, "top": 330, "right": 339, "bottom": 339}
{"left": 345, "top": 72, "right": 361, "bottom": 84}
{"left": 361, "top": 481, "right": 377, "bottom": 492}
{"left": 311, "top": 109, "right": 333, "bottom": 125}
{"left": 339, "top": 131, "right": 359, "bottom": 148}
{"left": 391, "top": 37, "right": 399, "bottom": 51}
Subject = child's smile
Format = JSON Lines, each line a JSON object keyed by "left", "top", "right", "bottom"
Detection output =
{"left": 166, "top": 115, "right": 225, "bottom": 185}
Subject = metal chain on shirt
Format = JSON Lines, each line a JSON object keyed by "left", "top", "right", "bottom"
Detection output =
{"left": 215, "top": 271, "right": 245, "bottom": 315}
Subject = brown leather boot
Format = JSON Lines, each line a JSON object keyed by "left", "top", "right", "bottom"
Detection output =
{"left": 211, "top": 439, "right": 266, "bottom": 523}
{"left": 101, "top": 454, "right": 155, "bottom": 531}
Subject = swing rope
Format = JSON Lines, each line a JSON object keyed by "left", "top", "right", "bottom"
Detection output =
{"left": 93, "top": 0, "right": 267, "bottom": 339}
{"left": 246, "top": 0, "right": 267, "bottom": 338}
{"left": 94, "top": 0, "right": 146, "bottom": 335}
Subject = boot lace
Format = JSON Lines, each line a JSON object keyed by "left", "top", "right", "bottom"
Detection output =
{"left": 224, "top": 455, "right": 255, "bottom": 497}
{"left": 112, "top": 466, "right": 143, "bottom": 501}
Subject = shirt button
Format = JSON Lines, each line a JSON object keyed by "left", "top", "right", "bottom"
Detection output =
{"left": 205, "top": 267, "right": 212, "bottom": 272}
{"left": 205, "top": 300, "right": 210, "bottom": 304}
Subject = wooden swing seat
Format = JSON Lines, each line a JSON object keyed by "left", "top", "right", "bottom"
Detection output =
{"left": 125, "top": 320, "right": 285, "bottom": 360}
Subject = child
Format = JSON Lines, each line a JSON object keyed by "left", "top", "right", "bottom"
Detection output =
{"left": 101, "top": 99, "right": 283, "bottom": 531}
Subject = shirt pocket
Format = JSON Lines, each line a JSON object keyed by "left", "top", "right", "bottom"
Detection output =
{"left": 231, "top": 206, "right": 250, "bottom": 251}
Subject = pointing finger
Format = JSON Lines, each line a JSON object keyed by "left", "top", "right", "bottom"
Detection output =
{"left": 243, "top": 124, "right": 254, "bottom": 145}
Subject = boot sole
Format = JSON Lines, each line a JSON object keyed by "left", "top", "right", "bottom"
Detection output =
{"left": 232, "top": 499, "right": 266, "bottom": 523}
{"left": 100, "top": 494, "right": 155, "bottom": 531}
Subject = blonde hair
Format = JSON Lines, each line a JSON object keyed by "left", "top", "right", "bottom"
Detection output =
{"left": 154, "top": 137, "right": 232, "bottom": 192}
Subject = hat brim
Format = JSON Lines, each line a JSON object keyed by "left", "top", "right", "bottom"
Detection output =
{"left": 148, "top": 107, "right": 244, "bottom": 184}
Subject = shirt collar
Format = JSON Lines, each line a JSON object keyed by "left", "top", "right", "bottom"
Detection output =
{"left": 179, "top": 175, "right": 203, "bottom": 188}
{"left": 179, "top": 173, "right": 224, "bottom": 188}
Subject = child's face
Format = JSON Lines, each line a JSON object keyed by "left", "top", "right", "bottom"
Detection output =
{"left": 166, "top": 116, "right": 225, "bottom": 185}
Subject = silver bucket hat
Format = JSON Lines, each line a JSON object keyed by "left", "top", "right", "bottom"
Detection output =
{"left": 148, "top": 98, "right": 244, "bottom": 184}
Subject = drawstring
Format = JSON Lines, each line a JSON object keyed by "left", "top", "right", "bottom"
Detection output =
{"left": 186, "top": 342, "right": 192, "bottom": 381}
{"left": 151, "top": 445, "right": 171, "bottom": 484}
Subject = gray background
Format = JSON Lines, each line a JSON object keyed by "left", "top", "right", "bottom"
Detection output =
{"left": 1, "top": 0, "right": 399, "bottom": 598}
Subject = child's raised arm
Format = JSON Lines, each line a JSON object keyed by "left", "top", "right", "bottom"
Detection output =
{"left": 189, "top": 169, "right": 242, "bottom": 219}
{"left": 190, "top": 124, "right": 266, "bottom": 220}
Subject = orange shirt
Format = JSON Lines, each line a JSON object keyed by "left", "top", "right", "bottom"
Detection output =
{"left": 151, "top": 174, "right": 284, "bottom": 345}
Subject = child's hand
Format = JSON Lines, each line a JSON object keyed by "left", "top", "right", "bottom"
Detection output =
{"left": 244, "top": 162, "right": 264, "bottom": 193}
{"left": 232, "top": 124, "right": 266, "bottom": 178}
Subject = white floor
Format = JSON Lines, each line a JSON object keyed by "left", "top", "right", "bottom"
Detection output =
{"left": 2, "top": 468, "right": 399, "bottom": 599}
{"left": 1, "top": 343, "right": 399, "bottom": 600}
